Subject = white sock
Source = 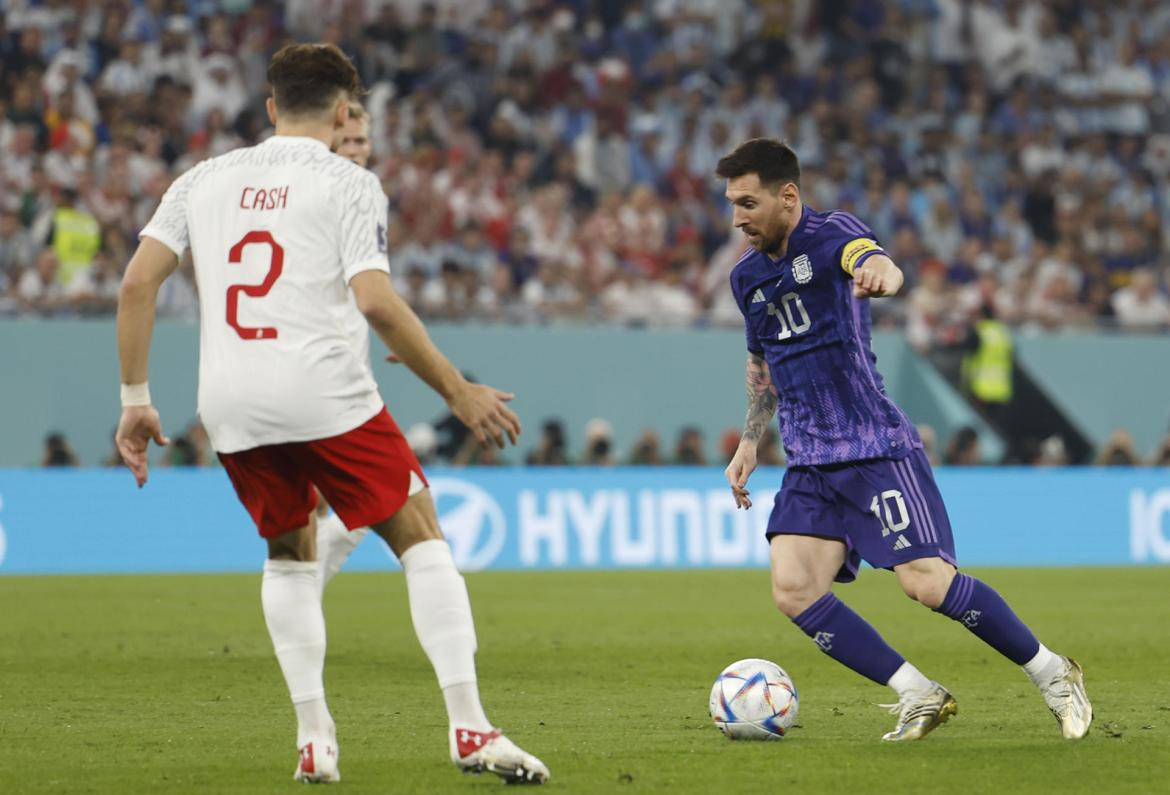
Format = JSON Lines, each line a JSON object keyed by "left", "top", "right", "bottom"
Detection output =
{"left": 886, "top": 661, "right": 934, "bottom": 697}
{"left": 401, "top": 539, "right": 491, "bottom": 732}
{"left": 317, "top": 511, "right": 369, "bottom": 592}
{"left": 1022, "top": 643, "right": 1063, "bottom": 686}
{"left": 262, "top": 559, "right": 333, "bottom": 747}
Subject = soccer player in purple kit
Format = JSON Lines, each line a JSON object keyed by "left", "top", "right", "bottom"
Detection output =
{"left": 717, "top": 139, "right": 1092, "bottom": 742}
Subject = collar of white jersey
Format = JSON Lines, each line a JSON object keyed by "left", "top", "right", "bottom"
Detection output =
{"left": 260, "top": 134, "right": 331, "bottom": 151}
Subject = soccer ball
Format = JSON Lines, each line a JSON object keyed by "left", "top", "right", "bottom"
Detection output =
{"left": 709, "top": 658, "right": 799, "bottom": 740}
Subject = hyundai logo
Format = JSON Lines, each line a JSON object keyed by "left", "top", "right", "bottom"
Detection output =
{"left": 427, "top": 478, "right": 506, "bottom": 571}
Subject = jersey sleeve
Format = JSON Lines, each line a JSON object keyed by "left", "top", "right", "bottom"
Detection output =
{"left": 139, "top": 165, "right": 199, "bottom": 257}
{"left": 819, "top": 211, "right": 887, "bottom": 277}
{"left": 337, "top": 170, "right": 391, "bottom": 283}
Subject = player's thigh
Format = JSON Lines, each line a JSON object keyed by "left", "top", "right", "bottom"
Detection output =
{"left": 766, "top": 467, "right": 850, "bottom": 605}
{"left": 769, "top": 534, "right": 847, "bottom": 602}
{"left": 369, "top": 488, "right": 444, "bottom": 559}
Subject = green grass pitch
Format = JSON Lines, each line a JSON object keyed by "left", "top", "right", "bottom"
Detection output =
{"left": 3, "top": 567, "right": 1168, "bottom": 793}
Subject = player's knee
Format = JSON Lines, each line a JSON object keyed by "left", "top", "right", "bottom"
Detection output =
{"left": 897, "top": 563, "right": 954, "bottom": 609}
{"left": 771, "top": 574, "right": 823, "bottom": 619}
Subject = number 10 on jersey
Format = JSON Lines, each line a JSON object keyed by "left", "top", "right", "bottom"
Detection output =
{"left": 766, "top": 293, "right": 811, "bottom": 340}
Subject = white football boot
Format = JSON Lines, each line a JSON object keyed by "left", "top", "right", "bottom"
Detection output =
{"left": 1039, "top": 657, "right": 1092, "bottom": 739}
{"left": 880, "top": 682, "right": 958, "bottom": 742}
{"left": 293, "top": 735, "right": 340, "bottom": 783}
{"left": 451, "top": 727, "right": 549, "bottom": 784}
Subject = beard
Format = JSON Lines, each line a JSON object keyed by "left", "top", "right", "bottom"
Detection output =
{"left": 746, "top": 225, "right": 786, "bottom": 256}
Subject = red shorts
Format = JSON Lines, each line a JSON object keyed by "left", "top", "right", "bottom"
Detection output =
{"left": 218, "top": 407, "right": 428, "bottom": 538}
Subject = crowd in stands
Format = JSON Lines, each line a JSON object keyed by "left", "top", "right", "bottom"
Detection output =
{"left": 1, "top": 0, "right": 1170, "bottom": 334}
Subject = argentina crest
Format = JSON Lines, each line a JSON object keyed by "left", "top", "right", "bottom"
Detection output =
{"left": 792, "top": 253, "right": 813, "bottom": 284}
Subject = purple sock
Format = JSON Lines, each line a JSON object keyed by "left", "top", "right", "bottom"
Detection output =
{"left": 792, "top": 593, "right": 905, "bottom": 685}
{"left": 935, "top": 573, "right": 1040, "bottom": 665}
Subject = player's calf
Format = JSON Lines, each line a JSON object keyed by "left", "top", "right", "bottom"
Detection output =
{"left": 931, "top": 571, "right": 1043, "bottom": 665}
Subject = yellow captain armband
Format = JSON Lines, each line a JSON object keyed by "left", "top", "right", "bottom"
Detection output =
{"left": 840, "top": 238, "right": 884, "bottom": 276}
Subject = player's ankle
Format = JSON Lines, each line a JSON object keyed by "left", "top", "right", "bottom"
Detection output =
{"left": 1022, "top": 643, "right": 1062, "bottom": 686}
{"left": 886, "top": 661, "right": 933, "bottom": 697}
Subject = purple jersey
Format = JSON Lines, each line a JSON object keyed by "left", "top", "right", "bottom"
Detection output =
{"left": 730, "top": 206, "right": 922, "bottom": 466}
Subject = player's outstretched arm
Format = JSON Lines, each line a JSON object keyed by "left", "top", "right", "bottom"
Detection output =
{"left": 351, "top": 270, "right": 521, "bottom": 448}
{"left": 851, "top": 254, "right": 904, "bottom": 298}
{"left": 725, "top": 353, "right": 777, "bottom": 509}
{"left": 115, "top": 237, "right": 179, "bottom": 486}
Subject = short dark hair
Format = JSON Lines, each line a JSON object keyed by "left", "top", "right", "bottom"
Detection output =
{"left": 267, "top": 43, "right": 362, "bottom": 117}
{"left": 715, "top": 138, "right": 800, "bottom": 188}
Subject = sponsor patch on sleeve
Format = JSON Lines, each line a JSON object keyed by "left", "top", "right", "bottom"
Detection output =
{"left": 840, "top": 238, "right": 883, "bottom": 276}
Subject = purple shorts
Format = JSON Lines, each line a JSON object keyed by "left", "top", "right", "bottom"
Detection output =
{"left": 766, "top": 448, "right": 957, "bottom": 583}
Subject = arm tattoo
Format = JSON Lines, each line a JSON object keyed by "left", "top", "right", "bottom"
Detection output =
{"left": 743, "top": 354, "right": 777, "bottom": 443}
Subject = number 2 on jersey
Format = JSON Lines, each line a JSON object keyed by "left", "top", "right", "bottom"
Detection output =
{"left": 226, "top": 230, "right": 284, "bottom": 340}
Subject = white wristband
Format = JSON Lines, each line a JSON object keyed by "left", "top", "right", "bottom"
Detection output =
{"left": 121, "top": 382, "right": 152, "bottom": 407}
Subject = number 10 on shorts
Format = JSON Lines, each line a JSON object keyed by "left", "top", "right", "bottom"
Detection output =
{"left": 870, "top": 490, "right": 910, "bottom": 537}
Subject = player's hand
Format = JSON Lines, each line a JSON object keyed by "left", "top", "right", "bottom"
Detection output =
{"left": 852, "top": 257, "right": 904, "bottom": 298}
{"left": 385, "top": 353, "right": 402, "bottom": 364}
{"left": 725, "top": 440, "right": 759, "bottom": 509}
{"left": 115, "top": 405, "right": 171, "bottom": 487}
{"left": 448, "top": 383, "right": 522, "bottom": 449}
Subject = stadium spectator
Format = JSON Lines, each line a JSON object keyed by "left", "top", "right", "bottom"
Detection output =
{"left": 628, "top": 428, "right": 663, "bottom": 466}
{"left": 581, "top": 418, "right": 616, "bottom": 467}
{"left": 1096, "top": 429, "right": 1144, "bottom": 466}
{"left": 30, "top": 186, "right": 100, "bottom": 289}
{"left": 526, "top": 418, "right": 569, "bottom": 466}
{"left": 42, "top": 431, "right": 78, "bottom": 467}
{"left": 16, "top": 249, "right": 67, "bottom": 315}
{"left": 0, "top": 205, "right": 35, "bottom": 287}
{"left": 1110, "top": 267, "right": 1170, "bottom": 330}
{"left": 673, "top": 426, "right": 707, "bottom": 466}
{"left": 1035, "top": 435, "right": 1071, "bottom": 467}
{"left": 943, "top": 426, "right": 983, "bottom": 466}
{"left": 64, "top": 246, "right": 121, "bottom": 315}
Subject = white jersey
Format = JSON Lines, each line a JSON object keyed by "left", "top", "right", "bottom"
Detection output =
{"left": 140, "top": 136, "right": 389, "bottom": 453}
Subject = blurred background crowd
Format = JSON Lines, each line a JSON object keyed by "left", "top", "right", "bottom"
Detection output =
{"left": 3, "top": 0, "right": 1170, "bottom": 332}
{"left": 3, "top": 0, "right": 1169, "bottom": 467}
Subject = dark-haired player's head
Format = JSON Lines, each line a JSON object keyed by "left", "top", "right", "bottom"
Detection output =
{"left": 716, "top": 138, "right": 801, "bottom": 256}
{"left": 266, "top": 43, "right": 362, "bottom": 132}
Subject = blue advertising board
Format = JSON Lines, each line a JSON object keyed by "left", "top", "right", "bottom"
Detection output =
{"left": 0, "top": 467, "right": 1167, "bottom": 574}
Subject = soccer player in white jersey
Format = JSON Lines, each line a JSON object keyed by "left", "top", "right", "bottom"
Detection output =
{"left": 312, "top": 99, "right": 377, "bottom": 588}
{"left": 114, "top": 44, "right": 549, "bottom": 785}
